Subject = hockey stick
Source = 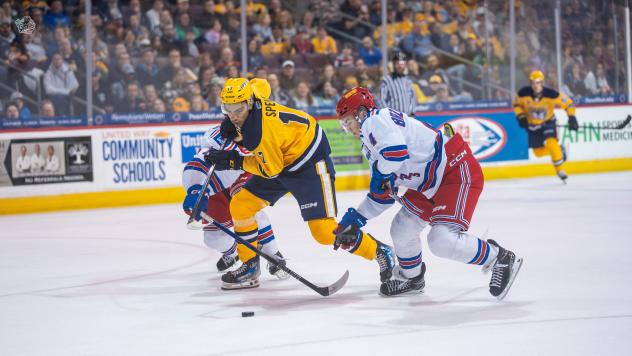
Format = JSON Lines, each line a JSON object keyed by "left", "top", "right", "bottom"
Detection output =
{"left": 199, "top": 210, "right": 350, "bottom": 297}
{"left": 186, "top": 142, "right": 228, "bottom": 230}
{"left": 557, "top": 114, "right": 631, "bottom": 130}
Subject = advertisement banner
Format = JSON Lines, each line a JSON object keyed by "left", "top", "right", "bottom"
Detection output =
{"left": 100, "top": 128, "right": 180, "bottom": 187}
{"left": 0, "top": 136, "right": 93, "bottom": 186}
{"left": 418, "top": 111, "right": 529, "bottom": 162}
{"left": 559, "top": 106, "right": 632, "bottom": 160}
{"left": 180, "top": 131, "right": 207, "bottom": 163}
{"left": 319, "top": 119, "right": 368, "bottom": 172}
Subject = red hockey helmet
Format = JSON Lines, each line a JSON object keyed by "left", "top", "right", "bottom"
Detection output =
{"left": 336, "top": 87, "right": 377, "bottom": 136}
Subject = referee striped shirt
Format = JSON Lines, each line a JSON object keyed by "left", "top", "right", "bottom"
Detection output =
{"left": 379, "top": 74, "right": 416, "bottom": 115}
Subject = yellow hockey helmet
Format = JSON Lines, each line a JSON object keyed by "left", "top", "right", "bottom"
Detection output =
{"left": 221, "top": 78, "right": 252, "bottom": 104}
{"left": 529, "top": 70, "right": 545, "bottom": 82}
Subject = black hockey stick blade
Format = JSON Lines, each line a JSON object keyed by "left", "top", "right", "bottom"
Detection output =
{"left": 615, "top": 115, "right": 631, "bottom": 129}
{"left": 557, "top": 115, "right": 631, "bottom": 131}
{"left": 200, "top": 211, "right": 350, "bottom": 296}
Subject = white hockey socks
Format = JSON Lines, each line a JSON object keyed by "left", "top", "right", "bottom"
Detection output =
{"left": 427, "top": 224, "right": 498, "bottom": 265}
{"left": 390, "top": 208, "right": 428, "bottom": 279}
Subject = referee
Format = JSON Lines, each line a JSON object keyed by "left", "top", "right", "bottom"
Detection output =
{"left": 379, "top": 52, "right": 416, "bottom": 116}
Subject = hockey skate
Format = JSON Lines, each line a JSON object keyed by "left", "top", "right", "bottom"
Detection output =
{"left": 216, "top": 254, "right": 238, "bottom": 272}
{"left": 557, "top": 170, "right": 568, "bottom": 183}
{"left": 557, "top": 145, "right": 568, "bottom": 183}
{"left": 375, "top": 240, "right": 395, "bottom": 282}
{"left": 486, "top": 239, "right": 523, "bottom": 300}
{"left": 380, "top": 263, "right": 426, "bottom": 297}
{"left": 267, "top": 251, "right": 290, "bottom": 279}
{"left": 221, "top": 256, "right": 260, "bottom": 290}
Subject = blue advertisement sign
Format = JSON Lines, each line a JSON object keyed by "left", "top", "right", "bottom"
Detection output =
{"left": 180, "top": 131, "right": 206, "bottom": 163}
{"left": 416, "top": 111, "right": 528, "bottom": 163}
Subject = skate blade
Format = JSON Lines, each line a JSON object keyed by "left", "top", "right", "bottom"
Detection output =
{"left": 221, "top": 279, "right": 260, "bottom": 290}
{"left": 379, "top": 288, "right": 425, "bottom": 297}
{"left": 496, "top": 257, "right": 523, "bottom": 301}
{"left": 379, "top": 282, "right": 426, "bottom": 297}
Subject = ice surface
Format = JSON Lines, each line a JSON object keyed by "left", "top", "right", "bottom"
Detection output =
{"left": 1, "top": 172, "right": 631, "bottom": 356}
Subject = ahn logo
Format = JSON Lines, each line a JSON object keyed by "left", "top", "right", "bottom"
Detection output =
{"left": 445, "top": 117, "right": 507, "bottom": 160}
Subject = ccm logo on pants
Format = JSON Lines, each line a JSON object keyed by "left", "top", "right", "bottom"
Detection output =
{"left": 449, "top": 150, "right": 468, "bottom": 167}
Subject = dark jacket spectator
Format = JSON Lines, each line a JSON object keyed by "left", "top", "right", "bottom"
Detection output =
{"left": 159, "top": 25, "right": 185, "bottom": 55}
{"left": 92, "top": 70, "right": 113, "bottom": 113}
{"left": 278, "top": 60, "right": 298, "bottom": 92}
{"left": 215, "top": 47, "right": 241, "bottom": 77}
{"left": 4, "top": 103, "right": 20, "bottom": 119}
{"left": 157, "top": 49, "right": 182, "bottom": 84}
{"left": 564, "top": 63, "right": 588, "bottom": 97}
{"left": 247, "top": 39, "right": 264, "bottom": 70}
{"left": 115, "top": 82, "right": 146, "bottom": 113}
{"left": 135, "top": 48, "right": 159, "bottom": 87}
{"left": 268, "top": 73, "right": 295, "bottom": 107}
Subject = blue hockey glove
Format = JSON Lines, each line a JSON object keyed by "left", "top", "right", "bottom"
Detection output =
{"left": 182, "top": 184, "right": 209, "bottom": 221}
{"left": 333, "top": 208, "right": 367, "bottom": 250}
{"left": 370, "top": 161, "right": 396, "bottom": 197}
{"left": 204, "top": 149, "right": 243, "bottom": 171}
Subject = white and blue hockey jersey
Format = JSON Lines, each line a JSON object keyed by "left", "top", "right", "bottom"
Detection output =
{"left": 182, "top": 125, "right": 249, "bottom": 194}
{"left": 361, "top": 108, "right": 448, "bottom": 200}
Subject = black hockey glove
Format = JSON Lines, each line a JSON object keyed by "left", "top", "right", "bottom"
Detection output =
{"left": 517, "top": 114, "right": 528, "bottom": 129}
{"left": 332, "top": 208, "right": 367, "bottom": 250}
{"left": 568, "top": 115, "right": 579, "bottom": 131}
{"left": 204, "top": 149, "right": 243, "bottom": 171}
{"left": 333, "top": 224, "right": 362, "bottom": 251}
{"left": 219, "top": 115, "right": 239, "bottom": 141}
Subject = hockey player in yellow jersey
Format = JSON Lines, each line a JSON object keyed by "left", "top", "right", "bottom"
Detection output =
{"left": 204, "top": 77, "right": 395, "bottom": 290}
{"left": 513, "top": 70, "right": 579, "bottom": 182}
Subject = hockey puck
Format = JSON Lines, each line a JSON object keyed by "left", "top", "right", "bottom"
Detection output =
{"left": 241, "top": 311, "right": 255, "bottom": 317}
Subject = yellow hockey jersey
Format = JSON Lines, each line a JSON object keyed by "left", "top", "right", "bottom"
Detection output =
{"left": 513, "top": 86, "right": 576, "bottom": 126}
{"left": 238, "top": 99, "right": 327, "bottom": 178}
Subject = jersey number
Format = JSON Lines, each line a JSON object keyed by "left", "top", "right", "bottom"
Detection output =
{"left": 279, "top": 112, "right": 310, "bottom": 128}
{"left": 388, "top": 109, "right": 405, "bottom": 127}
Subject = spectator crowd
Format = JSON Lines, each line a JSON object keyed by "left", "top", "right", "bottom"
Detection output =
{"left": 0, "top": 0, "right": 629, "bottom": 120}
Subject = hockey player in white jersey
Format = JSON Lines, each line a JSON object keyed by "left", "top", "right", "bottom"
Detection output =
{"left": 182, "top": 125, "right": 288, "bottom": 289}
{"left": 334, "top": 87, "right": 523, "bottom": 299}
